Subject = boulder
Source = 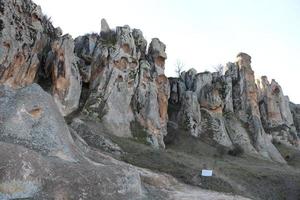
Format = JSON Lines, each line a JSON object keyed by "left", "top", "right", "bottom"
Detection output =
{"left": 0, "top": 84, "right": 75, "bottom": 160}
{"left": 70, "top": 118, "right": 123, "bottom": 155}
{"left": 0, "top": 142, "right": 144, "bottom": 200}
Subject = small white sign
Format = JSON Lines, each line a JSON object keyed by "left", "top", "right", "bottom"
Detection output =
{"left": 201, "top": 170, "right": 213, "bottom": 177}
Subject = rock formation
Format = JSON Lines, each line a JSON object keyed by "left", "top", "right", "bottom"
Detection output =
{"left": 75, "top": 21, "right": 169, "bottom": 148}
{"left": 1, "top": 0, "right": 300, "bottom": 199}
{"left": 44, "top": 35, "right": 81, "bottom": 116}
{"left": 169, "top": 53, "right": 299, "bottom": 162}
{"left": 0, "top": 84, "right": 75, "bottom": 161}
{"left": 0, "top": 0, "right": 56, "bottom": 87}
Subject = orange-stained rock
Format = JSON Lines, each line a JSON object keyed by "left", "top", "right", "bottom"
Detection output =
{"left": 0, "top": 0, "right": 56, "bottom": 88}
{"left": 45, "top": 35, "right": 81, "bottom": 116}
{"left": 75, "top": 23, "right": 169, "bottom": 148}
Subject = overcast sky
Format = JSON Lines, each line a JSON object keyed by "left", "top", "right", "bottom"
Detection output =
{"left": 33, "top": 0, "right": 300, "bottom": 103}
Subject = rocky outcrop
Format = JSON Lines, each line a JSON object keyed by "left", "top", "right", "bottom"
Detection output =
{"left": 0, "top": 84, "right": 75, "bottom": 161}
{"left": 76, "top": 20, "right": 169, "bottom": 148}
{"left": 3, "top": 0, "right": 300, "bottom": 199}
{"left": 44, "top": 35, "right": 81, "bottom": 116}
{"left": 257, "top": 76, "right": 299, "bottom": 147}
{"left": 0, "top": 0, "right": 56, "bottom": 88}
{"left": 290, "top": 103, "right": 300, "bottom": 136}
{"left": 228, "top": 53, "right": 286, "bottom": 162}
{"left": 168, "top": 53, "right": 298, "bottom": 162}
{"left": 0, "top": 0, "right": 81, "bottom": 116}
{"left": 0, "top": 83, "right": 249, "bottom": 200}
{"left": 70, "top": 118, "right": 123, "bottom": 155}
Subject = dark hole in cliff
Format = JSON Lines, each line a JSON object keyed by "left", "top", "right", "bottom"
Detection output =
{"left": 117, "top": 75, "right": 123, "bottom": 82}
{"left": 37, "top": 73, "right": 52, "bottom": 92}
{"left": 57, "top": 59, "right": 65, "bottom": 78}
{"left": 100, "top": 30, "right": 117, "bottom": 46}
{"left": 0, "top": 19, "right": 4, "bottom": 32}
{"left": 32, "top": 13, "right": 40, "bottom": 21}
{"left": 77, "top": 82, "right": 90, "bottom": 112}
{"left": 273, "top": 87, "right": 280, "bottom": 95}
{"left": 285, "top": 155, "right": 290, "bottom": 160}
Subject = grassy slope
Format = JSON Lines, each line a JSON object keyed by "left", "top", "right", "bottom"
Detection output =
{"left": 110, "top": 130, "right": 300, "bottom": 200}
{"left": 82, "top": 119, "right": 300, "bottom": 200}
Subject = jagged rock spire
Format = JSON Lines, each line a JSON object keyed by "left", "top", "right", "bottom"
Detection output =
{"left": 101, "top": 18, "right": 110, "bottom": 33}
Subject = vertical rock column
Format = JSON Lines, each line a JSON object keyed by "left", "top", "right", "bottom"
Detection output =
{"left": 229, "top": 53, "right": 286, "bottom": 162}
{"left": 45, "top": 35, "right": 81, "bottom": 116}
{"left": 83, "top": 24, "right": 139, "bottom": 137}
{"left": 257, "top": 76, "right": 299, "bottom": 147}
{"left": 133, "top": 38, "right": 170, "bottom": 148}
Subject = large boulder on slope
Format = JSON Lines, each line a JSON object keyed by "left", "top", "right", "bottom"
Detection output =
{"left": 0, "top": 83, "right": 75, "bottom": 160}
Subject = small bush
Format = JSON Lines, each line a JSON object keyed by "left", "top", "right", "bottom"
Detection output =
{"left": 228, "top": 144, "right": 244, "bottom": 157}
{"left": 100, "top": 30, "right": 117, "bottom": 46}
{"left": 216, "top": 145, "right": 228, "bottom": 157}
{"left": 271, "top": 138, "right": 281, "bottom": 145}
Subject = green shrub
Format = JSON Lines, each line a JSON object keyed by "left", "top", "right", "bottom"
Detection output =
{"left": 228, "top": 144, "right": 244, "bottom": 157}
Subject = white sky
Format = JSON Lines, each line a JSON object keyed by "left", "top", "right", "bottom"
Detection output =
{"left": 33, "top": 0, "right": 300, "bottom": 103}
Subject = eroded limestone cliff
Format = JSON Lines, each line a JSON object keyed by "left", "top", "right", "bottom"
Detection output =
{"left": 1, "top": 0, "right": 300, "bottom": 199}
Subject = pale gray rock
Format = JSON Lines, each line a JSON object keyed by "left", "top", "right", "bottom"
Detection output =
{"left": 0, "top": 84, "right": 75, "bottom": 160}
{"left": 224, "top": 113, "right": 258, "bottom": 154}
{"left": 79, "top": 24, "right": 169, "bottom": 148}
{"left": 227, "top": 53, "right": 286, "bottom": 163}
{"left": 193, "top": 72, "right": 213, "bottom": 98}
{"left": 132, "top": 29, "right": 147, "bottom": 59}
{"left": 0, "top": 142, "right": 145, "bottom": 200}
{"left": 147, "top": 38, "right": 167, "bottom": 76}
{"left": 101, "top": 18, "right": 111, "bottom": 33}
{"left": 257, "top": 76, "right": 299, "bottom": 147}
{"left": 290, "top": 102, "right": 300, "bottom": 135}
{"left": 44, "top": 34, "right": 82, "bottom": 116}
{"left": 178, "top": 91, "right": 201, "bottom": 137}
{"left": 201, "top": 108, "right": 233, "bottom": 147}
{"left": 74, "top": 33, "right": 99, "bottom": 83}
{"left": 199, "top": 83, "right": 223, "bottom": 112}
{"left": 70, "top": 118, "right": 123, "bottom": 155}
{"left": 133, "top": 60, "right": 166, "bottom": 148}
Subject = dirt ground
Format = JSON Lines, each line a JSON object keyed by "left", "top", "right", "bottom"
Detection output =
{"left": 81, "top": 119, "right": 300, "bottom": 200}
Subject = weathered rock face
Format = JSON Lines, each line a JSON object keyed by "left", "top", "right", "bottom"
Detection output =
{"left": 81, "top": 24, "right": 140, "bottom": 138}
{"left": 0, "top": 0, "right": 56, "bottom": 88}
{"left": 75, "top": 20, "right": 169, "bottom": 148}
{"left": 0, "top": 83, "right": 249, "bottom": 200}
{"left": 0, "top": 0, "right": 81, "bottom": 116}
{"left": 168, "top": 53, "right": 297, "bottom": 162}
{"left": 168, "top": 72, "right": 201, "bottom": 137}
{"left": 44, "top": 35, "right": 81, "bottom": 116}
{"left": 70, "top": 118, "right": 123, "bottom": 155}
{"left": 290, "top": 103, "right": 300, "bottom": 135}
{"left": 0, "top": 83, "right": 75, "bottom": 161}
{"left": 257, "top": 76, "right": 299, "bottom": 147}
{"left": 226, "top": 53, "right": 286, "bottom": 162}
{"left": 0, "top": 142, "right": 144, "bottom": 200}
{"left": 74, "top": 33, "right": 99, "bottom": 83}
